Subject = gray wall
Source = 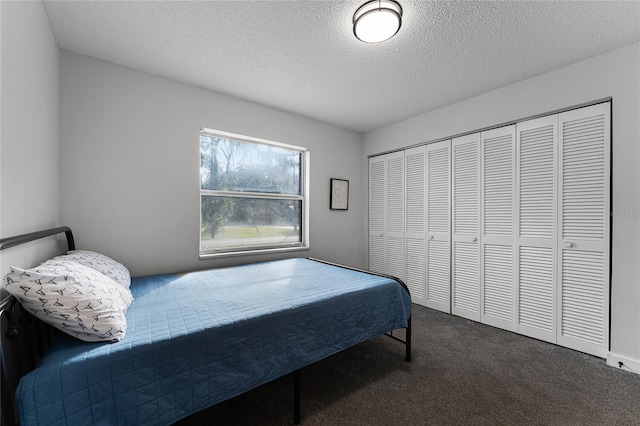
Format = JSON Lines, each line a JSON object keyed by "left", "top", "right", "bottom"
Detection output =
{"left": 362, "top": 43, "right": 640, "bottom": 371}
{"left": 59, "top": 52, "right": 365, "bottom": 277}
{"left": 3, "top": 0, "right": 638, "bottom": 373}
{"left": 0, "top": 1, "right": 60, "bottom": 283}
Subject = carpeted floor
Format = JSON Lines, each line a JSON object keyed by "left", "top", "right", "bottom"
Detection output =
{"left": 177, "top": 305, "right": 640, "bottom": 425}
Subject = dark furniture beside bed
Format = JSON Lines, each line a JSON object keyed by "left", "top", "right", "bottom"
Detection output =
{"left": 1, "top": 227, "right": 411, "bottom": 426}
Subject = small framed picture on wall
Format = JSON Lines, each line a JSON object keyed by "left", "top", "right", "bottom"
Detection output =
{"left": 330, "top": 178, "right": 349, "bottom": 210}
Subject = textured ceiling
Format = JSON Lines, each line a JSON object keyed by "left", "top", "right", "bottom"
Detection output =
{"left": 43, "top": 0, "right": 640, "bottom": 133}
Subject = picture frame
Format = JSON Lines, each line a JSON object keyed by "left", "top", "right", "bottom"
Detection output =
{"left": 330, "top": 178, "right": 349, "bottom": 210}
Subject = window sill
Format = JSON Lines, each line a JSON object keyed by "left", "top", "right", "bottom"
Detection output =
{"left": 199, "top": 244, "right": 310, "bottom": 260}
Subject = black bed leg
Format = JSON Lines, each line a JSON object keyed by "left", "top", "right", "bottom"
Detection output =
{"left": 405, "top": 317, "right": 412, "bottom": 362}
{"left": 293, "top": 369, "right": 301, "bottom": 425}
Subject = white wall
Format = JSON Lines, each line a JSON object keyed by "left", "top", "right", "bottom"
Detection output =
{"left": 363, "top": 43, "right": 640, "bottom": 371}
{"left": 59, "top": 51, "right": 365, "bottom": 277}
{"left": 0, "top": 1, "right": 61, "bottom": 286}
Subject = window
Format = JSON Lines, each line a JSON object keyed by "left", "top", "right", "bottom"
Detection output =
{"left": 199, "top": 128, "right": 309, "bottom": 257}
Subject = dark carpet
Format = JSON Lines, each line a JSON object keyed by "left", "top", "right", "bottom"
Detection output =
{"left": 177, "top": 305, "right": 640, "bottom": 425}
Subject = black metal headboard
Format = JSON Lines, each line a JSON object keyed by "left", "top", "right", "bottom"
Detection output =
{"left": 0, "top": 226, "right": 75, "bottom": 426}
{"left": 0, "top": 226, "right": 75, "bottom": 252}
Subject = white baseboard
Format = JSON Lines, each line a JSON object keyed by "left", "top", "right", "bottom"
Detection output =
{"left": 607, "top": 352, "right": 640, "bottom": 375}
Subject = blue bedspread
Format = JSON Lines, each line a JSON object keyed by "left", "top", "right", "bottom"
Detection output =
{"left": 16, "top": 258, "right": 411, "bottom": 425}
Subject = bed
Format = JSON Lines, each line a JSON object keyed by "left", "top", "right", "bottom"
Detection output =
{"left": 0, "top": 227, "right": 411, "bottom": 426}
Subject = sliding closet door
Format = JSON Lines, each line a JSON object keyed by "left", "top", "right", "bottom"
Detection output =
{"left": 405, "top": 147, "right": 426, "bottom": 305}
{"left": 557, "top": 103, "right": 610, "bottom": 357}
{"left": 480, "top": 125, "right": 516, "bottom": 330}
{"left": 514, "top": 115, "right": 558, "bottom": 343}
{"left": 370, "top": 102, "right": 610, "bottom": 358}
{"left": 451, "top": 134, "right": 481, "bottom": 321}
{"left": 369, "top": 152, "right": 405, "bottom": 280}
{"left": 386, "top": 151, "right": 406, "bottom": 281}
{"left": 425, "top": 140, "right": 451, "bottom": 312}
{"left": 369, "top": 155, "right": 386, "bottom": 275}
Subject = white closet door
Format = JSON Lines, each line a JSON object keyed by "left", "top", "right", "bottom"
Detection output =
{"left": 515, "top": 115, "right": 558, "bottom": 343}
{"left": 451, "top": 134, "right": 481, "bottom": 321}
{"left": 405, "top": 146, "right": 426, "bottom": 305}
{"left": 480, "top": 125, "right": 516, "bottom": 330}
{"left": 425, "top": 140, "right": 451, "bottom": 312}
{"left": 557, "top": 103, "right": 610, "bottom": 357}
{"left": 369, "top": 155, "right": 386, "bottom": 275}
{"left": 386, "top": 151, "right": 406, "bottom": 281}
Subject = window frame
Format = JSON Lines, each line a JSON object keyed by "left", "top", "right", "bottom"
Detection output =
{"left": 199, "top": 127, "right": 310, "bottom": 258}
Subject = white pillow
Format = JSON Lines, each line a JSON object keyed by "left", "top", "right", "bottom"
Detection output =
{"left": 5, "top": 259, "right": 133, "bottom": 342}
{"left": 56, "top": 250, "right": 131, "bottom": 289}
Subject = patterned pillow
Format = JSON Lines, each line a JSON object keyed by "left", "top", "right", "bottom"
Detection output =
{"left": 56, "top": 250, "right": 131, "bottom": 289}
{"left": 5, "top": 260, "right": 134, "bottom": 342}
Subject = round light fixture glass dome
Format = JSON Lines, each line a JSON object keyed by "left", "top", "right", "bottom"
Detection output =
{"left": 353, "top": 0, "right": 403, "bottom": 43}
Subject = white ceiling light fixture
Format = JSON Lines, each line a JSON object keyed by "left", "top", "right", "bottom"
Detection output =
{"left": 353, "top": 0, "right": 403, "bottom": 43}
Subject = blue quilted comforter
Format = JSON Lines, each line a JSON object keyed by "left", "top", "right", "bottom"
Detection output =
{"left": 16, "top": 258, "right": 411, "bottom": 425}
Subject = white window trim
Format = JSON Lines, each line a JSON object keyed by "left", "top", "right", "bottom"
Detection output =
{"left": 199, "top": 128, "right": 310, "bottom": 259}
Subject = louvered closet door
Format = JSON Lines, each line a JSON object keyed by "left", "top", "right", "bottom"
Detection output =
{"left": 386, "top": 151, "right": 406, "bottom": 281}
{"left": 425, "top": 140, "right": 451, "bottom": 312}
{"left": 480, "top": 125, "right": 516, "bottom": 330}
{"left": 369, "top": 155, "right": 386, "bottom": 275}
{"left": 515, "top": 115, "right": 558, "bottom": 343}
{"left": 405, "top": 146, "right": 426, "bottom": 305}
{"left": 557, "top": 103, "right": 610, "bottom": 357}
{"left": 452, "top": 134, "right": 481, "bottom": 321}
